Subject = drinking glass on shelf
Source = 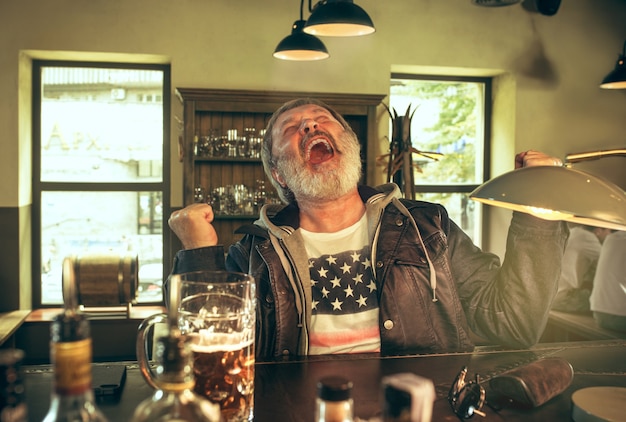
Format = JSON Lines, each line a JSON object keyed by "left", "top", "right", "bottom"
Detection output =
{"left": 206, "top": 129, "right": 221, "bottom": 157}
{"left": 254, "top": 180, "right": 266, "bottom": 213}
{"left": 214, "top": 135, "right": 229, "bottom": 157}
{"left": 194, "top": 185, "right": 206, "bottom": 203}
{"left": 237, "top": 137, "right": 248, "bottom": 158}
{"left": 242, "top": 128, "right": 256, "bottom": 158}
{"left": 227, "top": 129, "right": 238, "bottom": 157}
{"left": 243, "top": 193, "right": 255, "bottom": 215}
{"left": 231, "top": 184, "right": 248, "bottom": 215}
{"left": 211, "top": 187, "right": 229, "bottom": 215}
{"left": 247, "top": 136, "right": 261, "bottom": 159}
{"left": 209, "top": 184, "right": 263, "bottom": 215}
{"left": 197, "top": 136, "right": 210, "bottom": 157}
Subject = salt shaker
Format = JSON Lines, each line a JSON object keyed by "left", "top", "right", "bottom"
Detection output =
{"left": 382, "top": 373, "right": 435, "bottom": 422}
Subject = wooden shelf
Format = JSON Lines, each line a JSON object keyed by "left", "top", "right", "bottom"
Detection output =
{"left": 0, "top": 310, "right": 30, "bottom": 346}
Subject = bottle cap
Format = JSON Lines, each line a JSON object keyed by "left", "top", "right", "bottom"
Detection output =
{"left": 51, "top": 311, "right": 90, "bottom": 342}
{"left": 317, "top": 376, "right": 353, "bottom": 402}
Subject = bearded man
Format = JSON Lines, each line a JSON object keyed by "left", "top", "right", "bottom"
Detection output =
{"left": 168, "top": 98, "right": 568, "bottom": 361}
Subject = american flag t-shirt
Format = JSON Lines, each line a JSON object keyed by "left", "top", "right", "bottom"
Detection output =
{"left": 300, "top": 215, "right": 381, "bottom": 354}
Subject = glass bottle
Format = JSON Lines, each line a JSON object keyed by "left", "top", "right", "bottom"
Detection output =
{"left": 315, "top": 376, "right": 354, "bottom": 422}
{"left": 132, "top": 328, "right": 221, "bottom": 422}
{"left": 0, "top": 348, "right": 28, "bottom": 422}
{"left": 42, "top": 309, "right": 108, "bottom": 422}
{"left": 132, "top": 273, "right": 221, "bottom": 422}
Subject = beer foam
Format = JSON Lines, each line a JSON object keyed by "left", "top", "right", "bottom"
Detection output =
{"left": 189, "top": 331, "right": 253, "bottom": 353}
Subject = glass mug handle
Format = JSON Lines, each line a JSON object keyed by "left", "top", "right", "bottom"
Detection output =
{"left": 136, "top": 312, "right": 169, "bottom": 389}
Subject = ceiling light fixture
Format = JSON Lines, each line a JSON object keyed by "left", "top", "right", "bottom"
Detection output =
{"left": 303, "top": 0, "right": 375, "bottom": 37}
{"left": 470, "top": 148, "right": 626, "bottom": 231}
{"left": 600, "top": 40, "right": 626, "bottom": 89}
{"left": 273, "top": 0, "right": 330, "bottom": 61}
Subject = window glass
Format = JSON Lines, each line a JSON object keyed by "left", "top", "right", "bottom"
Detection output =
{"left": 389, "top": 75, "right": 489, "bottom": 246}
{"left": 40, "top": 191, "right": 164, "bottom": 305}
{"left": 416, "top": 192, "right": 481, "bottom": 243}
{"left": 40, "top": 68, "right": 163, "bottom": 183}
{"left": 35, "top": 63, "right": 169, "bottom": 305}
{"left": 389, "top": 78, "right": 485, "bottom": 185}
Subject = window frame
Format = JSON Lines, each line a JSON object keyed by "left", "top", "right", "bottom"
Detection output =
{"left": 389, "top": 73, "right": 492, "bottom": 245}
{"left": 31, "top": 60, "right": 171, "bottom": 308}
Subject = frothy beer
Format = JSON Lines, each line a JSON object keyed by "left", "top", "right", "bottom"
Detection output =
{"left": 190, "top": 332, "right": 255, "bottom": 422}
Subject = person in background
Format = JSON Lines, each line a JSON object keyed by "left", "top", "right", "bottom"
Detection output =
{"left": 168, "top": 98, "right": 568, "bottom": 360}
{"left": 590, "top": 230, "right": 626, "bottom": 332}
{"left": 551, "top": 224, "right": 612, "bottom": 313}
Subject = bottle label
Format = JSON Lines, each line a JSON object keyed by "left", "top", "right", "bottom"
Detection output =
{"left": 51, "top": 338, "right": 92, "bottom": 395}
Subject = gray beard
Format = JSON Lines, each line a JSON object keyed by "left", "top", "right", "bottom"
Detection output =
{"left": 276, "top": 131, "right": 362, "bottom": 202}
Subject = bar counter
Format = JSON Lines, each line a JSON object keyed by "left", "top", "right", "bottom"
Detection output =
{"left": 23, "top": 340, "right": 626, "bottom": 421}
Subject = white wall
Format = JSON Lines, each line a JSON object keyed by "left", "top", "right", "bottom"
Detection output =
{"left": 1, "top": 0, "right": 625, "bottom": 256}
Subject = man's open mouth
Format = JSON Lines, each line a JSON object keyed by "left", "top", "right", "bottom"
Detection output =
{"left": 305, "top": 137, "right": 335, "bottom": 164}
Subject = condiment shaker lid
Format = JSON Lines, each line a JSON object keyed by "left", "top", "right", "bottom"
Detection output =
{"left": 317, "top": 376, "right": 353, "bottom": 402}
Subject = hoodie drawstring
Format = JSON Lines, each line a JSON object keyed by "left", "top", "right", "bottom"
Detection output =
{"left": 392, "top": 198, "right": 438, "bottom": 302}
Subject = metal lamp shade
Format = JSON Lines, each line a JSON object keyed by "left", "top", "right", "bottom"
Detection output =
{"left": 600, "top": 41, "right": 626, "bottom": 89}
{"left": 273, "top": 20, "right": 329, "bottom": 61}
{"left": 600, "top": 57, "right": 626, "bottom": 89}
{"left": 470, "top": 166, "right": 626, "bottom": 231}
{"left": 304, "top": 0, "right": 375, "bottom": 37}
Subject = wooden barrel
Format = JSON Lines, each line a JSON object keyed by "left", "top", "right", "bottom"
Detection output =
{"left": 68, "top": 254, "right": 138, "bottom": 307}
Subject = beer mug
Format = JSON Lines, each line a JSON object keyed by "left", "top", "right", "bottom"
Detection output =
{"left": 137, "top": 271, "right": 256, "bottom": 422}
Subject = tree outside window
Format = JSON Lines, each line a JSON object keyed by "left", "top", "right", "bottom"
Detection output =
{"left": 388, "top": 74, "right": 491, "bottom": 246}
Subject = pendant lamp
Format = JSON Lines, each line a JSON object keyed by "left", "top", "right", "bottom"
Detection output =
{"left": 303, "top": 0, "right": 375, "bottom": 37}
{"left": 273, "top": 0, "right": 330, "bottom": 61}
{"left": 600, "top": 41, "right": 626, "bottom": 89}
{"left": 470, "top": 149, "right": 626, "bottom": 231}
{"left": 273, "top": 20, "right": 329, "bottom": 61}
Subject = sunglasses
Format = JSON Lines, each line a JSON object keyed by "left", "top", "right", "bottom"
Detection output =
{"left": 448, "top": 366, "right": 486, "bottom": 419}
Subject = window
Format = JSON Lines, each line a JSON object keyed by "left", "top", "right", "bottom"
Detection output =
{"left": 388, "top": 74, "right": 491, "bottom": 246}
{"left": 33, "top": 61, "right": 171, "bottom": 306}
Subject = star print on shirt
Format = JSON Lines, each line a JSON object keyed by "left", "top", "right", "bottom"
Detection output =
{"left": 309, "top": 248, "right": 378, "bottom": 314}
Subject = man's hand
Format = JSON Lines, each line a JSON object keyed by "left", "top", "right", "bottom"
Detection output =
{"left": 168, "top": 203, "right": 219, "bottom": 249}
{"left": 515, "top": 150, "right": 563, "bottom": 169}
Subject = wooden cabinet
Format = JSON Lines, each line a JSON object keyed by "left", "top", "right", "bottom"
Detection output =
{"left": 175, "top": 88, "right": 384, "bottom": 248}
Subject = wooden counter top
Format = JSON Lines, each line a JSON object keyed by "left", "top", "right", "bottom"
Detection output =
{"left": 0, "top": 310, "right": 30, "bottom": 346}
{"left": 26, "top": 305, "right": 165, "bottom": 322}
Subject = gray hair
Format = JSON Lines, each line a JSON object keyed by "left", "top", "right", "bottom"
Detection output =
{"left": 261, "top": 98, "right": 356, "bottom": 203}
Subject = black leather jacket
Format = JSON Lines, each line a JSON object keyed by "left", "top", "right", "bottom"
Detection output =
{"left": 171, "top": 184, "right": 568, "bottom": 361}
